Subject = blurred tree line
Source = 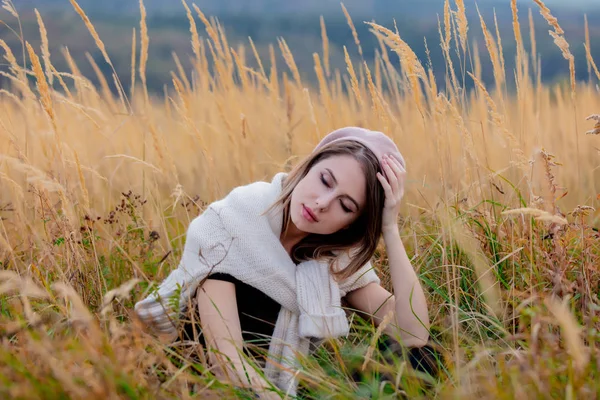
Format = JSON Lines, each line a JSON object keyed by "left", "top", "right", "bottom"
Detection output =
{"left": 0, "top": 3, "right": 599, "bottom": 96}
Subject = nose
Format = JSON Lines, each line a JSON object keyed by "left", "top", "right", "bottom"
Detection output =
{"left": 315, "top": 192, "right": 335, "bottom": 211}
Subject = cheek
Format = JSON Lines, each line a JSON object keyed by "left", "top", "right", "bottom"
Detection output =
{"left": 341, "top": 212, "right": 361, "bottom": 227}
{"left": 328, "top": 211, "right": 355, "bottom": 228}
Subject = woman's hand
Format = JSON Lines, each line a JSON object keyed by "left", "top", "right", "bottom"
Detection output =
{"left": 376, "top": 153, "right": 406, "bottom": 231}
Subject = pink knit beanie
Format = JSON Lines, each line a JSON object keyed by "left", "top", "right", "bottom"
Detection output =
{"left": 314, "top": 126, "right": 405, "bottom": 170}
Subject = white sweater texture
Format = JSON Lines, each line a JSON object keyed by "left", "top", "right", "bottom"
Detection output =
{"left": 134, "top": 172, "right": 380, "bottom": 395}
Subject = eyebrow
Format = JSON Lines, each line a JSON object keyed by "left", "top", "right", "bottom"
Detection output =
{"left": 325, "top": 168, "right": 360, "bottom": 210}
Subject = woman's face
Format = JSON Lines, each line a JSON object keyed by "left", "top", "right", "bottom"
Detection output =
{"left": 289, "top": 155, "right": 367, "bottom": 235}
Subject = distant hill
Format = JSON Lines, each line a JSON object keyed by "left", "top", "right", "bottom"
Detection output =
{"left": 2, "top": 0, "right": 600, "bottom": 95}
{"left": 11, "top": 0, "right": 445, "bottom": 18}
{"left": 12, "top": 0, "right": 600, "bottom": 18}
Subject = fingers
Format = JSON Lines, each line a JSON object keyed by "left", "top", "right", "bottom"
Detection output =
{"left": 385, "top": 154, "right": 406, "bottom": 174}
{"left": 382, "top": 155, "right": 400, "bottom": 190}
{"left": 381, "top": 154, "right": 405, "bottom": 199}
{"left": 377, "top": 172, "right": 393, "bottom": 197}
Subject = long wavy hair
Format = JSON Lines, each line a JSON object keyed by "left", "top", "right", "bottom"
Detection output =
{"left": 267, "top": 140, "right": 386, "bottom": 281}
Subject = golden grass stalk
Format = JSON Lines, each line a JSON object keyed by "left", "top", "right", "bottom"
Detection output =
{"left": 0, "top": 270, "right": 48, "bottom": 298}
{"left": 49, "top": 63, "right": 73, "bottom": 100}
{"left": 493, "top": 11, "right": 506, "bottom": 83}
{"left": 72, "top": 148, "right": 90, "bottom": 210}
{"left": 147, "top": 123, "right": 166, "bottom": 172}
{"left": 205, "top": 39, "right": 230, "bottom": 91}
{"left": 533, "top": 1, "right": 575, "bottom": 98}
{"left": 440, "top": 94, "right": 477, "bottom": 165}
{"left": 533, "top": 0, "right": 563, "bottom": 35}
{"left": 216, "top": 20, "right": 234, "bottom": 76}
{"left": 368, "top": 22, "right": 427, "bottom": 113}
{"left": 269, "top": 44, "right": 279, "bottom": 97}
{"left": 0, "top": 38, "right": 18, "bottom": 73}
{"left": 585, "top": 15, "right": 591, "bottom": 80}
{"left": 477, "top": 9, "right": 504, "bottom": 90}
{"left": 368, "top": 22, "right": 427, "bottom": 81}
{"left": 231, "top": 48, "right": 249, "bottom": 91}
{"left": 54, "top": 96, "right": 101, "bottom": 128}
{"left": 113, "top": 73, "right": 128, "bottom": 113}
{"left": 320, "top": 16, "right": 330, "bottom": 77}
{"left": 61, "top": 47, "right": 82, "bottom": 78}
{"left": 529, "top": 8, "right": 537, "bottom": 73}
{"left": 193, "top": 4, "right": 224, "bottom": 59}
{"left": 171, "top": 74, "right": 190, "bottom": 115}
{"left": 303, "top": 88, "right": 320, "bottom": 140}
{"left": 52, "top": 282, "right": 96, "bottom": 328}
{"left": 361, "top": 310, "right": 395, "bottom": 371}
{"left": 172, "top": 52, "right": 191, "bottom": 93}
{"left": 182, "top": 0, "right": 201, "bottom": 62}
{"left": 585, "top": 114, "right": 600, "bottom": 135}
{"left": 278, "top": 38, "right": 302, "bottom": 86}
{"left": 139, "top": 0, "right": 150, "bottom": 105}
{"left": 544, "top": 296, "right": 589, "bottom": 372}
{"left": 34, "top": 9, "right": 53, "bottom": 86}
{"left": 341, "top": 3, "right": 363, "bottom": 57}
{"left": 468, "top": 72, "right": 526, "bottom": 167}
{"left": 102, "top": 154, "right": 163, "bottom": 175}
{"left": 501, "top": 207, "right": 568, "bottom": 225}
{"left": 454, "top": 0, "right": 468, "bottom": 53}
{"left": 313, "top": 53, "right": 332, "bottom": 119}
{"left": 569, "top": 205, "right": 595, "bottom": 218}
{"left": 0, "top": 38, "right": 35, "bottom": 101}
{"left": 0, "top": 155, "right": 66, "bottom": 196}
{"left": 441, "top": 211, "right": 502, "bottom": 318}
{"left": 550, "top": 30, "right": 576, "bottom": 94}
{"left": 248, "top": 37, "right": 267, "bottom": 80}
{"left": 532, "top": 1, "right": 579, "bottom": 186}
{"left": 374, "top": 51, "right": 382, "bottom": 91}
{"left": 511, "top": 0, "right": 525, "bottom": 93}
{"left": 472, "top": 40, "right": 482, "bottom": 80}
{"left": 343, "top": 46, "right": 362, "bottom": 106}
{"left": 69, "top": 0, "right": 112, "bottom": 67}
{"left": 427, "top": 67, "right": 438, "bottom": 101}
{"left": 511, "top": 0, "right": 523, "bottom": 55}
{"left": 26, "top": 42, "right": 57, "bottom": 133}
{"left": 584, "top": 44, "right": 600, "bottom": 80}
{"left": 130, "top": 28, "right": 136, "bottom": 100}
{"left": 443, "top": 0, "right": 451, "bottom": 52}
{"left": 1, "top": 0, "right": 17, "bottom": 18}
{"left": 0, "top": 88, "right": 24, "bottom": 107}
{"left": 100, "top": 278, "right": 141, "bottom": 317}
{"left": 363, "top": 60, "right": 388, "bottom": 127}
{"left": 437, "top": 20, "right": 459, "bottom": 99}
{"left": 85, "top": 52, "right": 113, "bottom": 102}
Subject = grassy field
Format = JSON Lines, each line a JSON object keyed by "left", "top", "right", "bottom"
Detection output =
{"left": 0, "top": 0, "right": 599, "bottom": 398}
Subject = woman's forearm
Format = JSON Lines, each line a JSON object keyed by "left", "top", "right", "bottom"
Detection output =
{"left": 196, "top": 281, "right": 274, "bottom": 393}
{"left": 207, "top": 339, "right": 273, "bottom": 392}
{"left": 382, "top": 224, "right": 430, "bottom": 347}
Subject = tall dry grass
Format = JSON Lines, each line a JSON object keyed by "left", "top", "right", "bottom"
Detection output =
{"left": 0, "top": 0, "right": 599, "bottom": 399}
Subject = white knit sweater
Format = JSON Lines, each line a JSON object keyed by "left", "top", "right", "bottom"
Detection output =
{"left": 134, "top": 172, "right": 380, "bottom": 396}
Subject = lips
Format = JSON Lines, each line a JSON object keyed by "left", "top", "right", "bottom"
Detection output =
{"left": 302, "top": 204, "right": 318, "bottom": 222}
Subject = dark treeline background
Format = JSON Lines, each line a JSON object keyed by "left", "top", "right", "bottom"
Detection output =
{"left": 1, "top": 0, "right": 600, "bottom": 96}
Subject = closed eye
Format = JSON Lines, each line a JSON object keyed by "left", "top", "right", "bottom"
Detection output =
{"left": 320, "top": 173, "right": 331, "bottom": 188}
{"left": 340, "top": 201, "right": 353, "bottom": 213}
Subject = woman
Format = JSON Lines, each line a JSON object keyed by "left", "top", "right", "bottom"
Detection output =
{"left": 134, "top": 127, "right": 430, "bottom": 398}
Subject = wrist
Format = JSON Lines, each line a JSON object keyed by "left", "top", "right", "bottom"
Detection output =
{"left": 381, "top": 223, "right": 400, "bottom": 236}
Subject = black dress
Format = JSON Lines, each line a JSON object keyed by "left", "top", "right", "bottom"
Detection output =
{"left": 182, "top": 273, "right": 281, "bottom": 359}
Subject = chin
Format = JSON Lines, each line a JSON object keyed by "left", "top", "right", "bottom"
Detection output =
{"left": 290, "top": 214, "right": 312, "bottom": 234}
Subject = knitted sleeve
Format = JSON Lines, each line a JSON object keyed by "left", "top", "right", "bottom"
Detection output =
{"left": 338, "top": 259, "right": 381, "bottom": 297}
